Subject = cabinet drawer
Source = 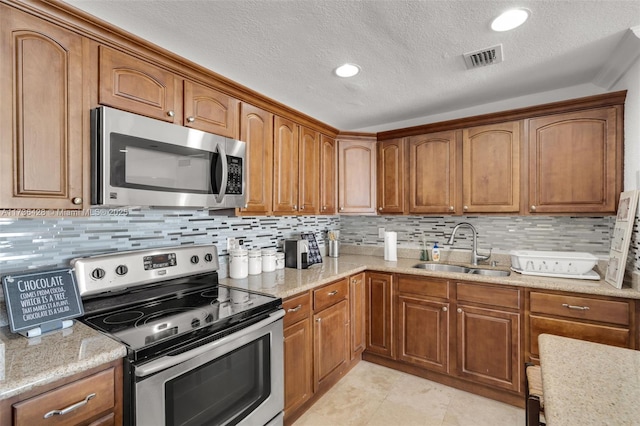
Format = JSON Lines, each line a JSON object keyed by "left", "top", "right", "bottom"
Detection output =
{"left": 283, "top": 292, "right": 311, "bottom": 328}
{"left": 313, "top": 279, "right": 348, "bottom": 312}
{"left": 530, "top": 292, "right": 630, "bottom": 325}
{"left": 13, "top": 367, "right": 115, "bottom": 425}
{"left": 456, "top": 282, "right": 520, "bottom": 309}
{"left": 397, "top": 276, "right": 449, "bottom": 299}
{"left": 529, "top": 315, "right": 631, "bottom": 358}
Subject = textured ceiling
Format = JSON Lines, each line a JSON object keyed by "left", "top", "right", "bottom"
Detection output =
{"left": 64, "top": 0, "right": 640, "bottom": 131}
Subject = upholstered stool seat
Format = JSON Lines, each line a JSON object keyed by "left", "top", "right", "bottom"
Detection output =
{"left": 525, "top": 363, "right": 545, "bottom": 426}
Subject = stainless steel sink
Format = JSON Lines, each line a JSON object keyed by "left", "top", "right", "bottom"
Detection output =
{"left": 413, "top": 263, "right": 510, "bottom": 277}
{"left": 469, "top": 268, "right": 511, "bottom": 277}
{"left": 413, "top": 263, "right": 470, "bottom": 273}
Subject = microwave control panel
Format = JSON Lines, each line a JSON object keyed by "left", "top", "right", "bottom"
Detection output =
{"left": 226, "top": 156, "right": 243, "bottom": 195}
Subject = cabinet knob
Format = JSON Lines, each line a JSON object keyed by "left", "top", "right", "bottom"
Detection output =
{"left": 293, "top": 204, "right": 298, "bottom": 210}
{"left": 167, "top": 110, "right": 175, "bottom": 117}
{"left": 300, "top": 206, "right": 304, "bottom": 210}
{"left": 531, "top": 205, "right": 537, "bottom": 211}
{"left": 316, "top": 318, "right": 322, "bottom": 323}
{"left": 442, "top": 306, "right": 448, "bottom": 312}
{"left": 339, "top": 206, "right": 344, "bottom": 211}
{"left": 244, "top": 204, "right": 248, "bottom": 208}
{"left": 457, "top": 308, "right": 463, "bottom": 313}
{"left": 187, "top": 116, "right": 195, "bottom": 123}
{"left": 463, "top": 205, "right": 468, "bottom": 211}
{"left": 72, "top": 197, "right": 82, "bottom": 205}
{"left": 448, "top": 206, "right": 454, "bottom": 212}
{"left": 322, "top": 206, "right": 326, "bottom": 211}
{"left": 378, "top": 207, "right": 383, "bottom": 211}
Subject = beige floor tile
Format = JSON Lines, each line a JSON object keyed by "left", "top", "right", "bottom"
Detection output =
{"left": 293, "top": 361, "right": 525, "bottom": 426}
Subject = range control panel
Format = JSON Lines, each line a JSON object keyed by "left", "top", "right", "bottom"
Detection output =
{"left": 72, "top": 244, "right": 219, "bottom": 297}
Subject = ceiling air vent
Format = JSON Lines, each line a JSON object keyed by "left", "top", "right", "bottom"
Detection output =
{"left": 463, "top": 44, "right": 503, "bottom": 69}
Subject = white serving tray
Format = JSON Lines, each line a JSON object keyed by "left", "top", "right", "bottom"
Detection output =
{"left": 510, "top": 267, "right": 600, "bottom": 281}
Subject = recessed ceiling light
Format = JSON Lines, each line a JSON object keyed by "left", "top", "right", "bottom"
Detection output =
{"left": 491, "top": 8, "right": 530, "bottom": 32}
{"left": 335, "top": 63, "right": 360, "bottom": 78}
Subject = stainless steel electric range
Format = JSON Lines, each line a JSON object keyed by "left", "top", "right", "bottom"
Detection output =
{"left": 72, "top": 244, "right": 284, "bottom": 426}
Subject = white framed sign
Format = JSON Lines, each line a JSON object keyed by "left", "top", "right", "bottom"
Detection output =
{"left": 605, "top": 190, "right": 639, "bottom": 288}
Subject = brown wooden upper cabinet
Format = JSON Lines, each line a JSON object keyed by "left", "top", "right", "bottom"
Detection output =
{"left": 408, "top": 130, "right": 461, "bottom": 214}
{"left": 462, "top": 121, "right": 521, "bottom": 213}
{"left": 377, "top": 138, "right": 406, "bottom": 214}
{"left": 99, "top": 46, "right": 239, "bottom": 138}
{"left": 0, "top": 6, "right": 88, "bottom": 210}
{"left": 527, "top": 106, "right": 622, "bottom": 214}
{"left": 238, "top": 103, "right": 273, "bottom": 215}
{"left": 337, "top": 136, "right": 377, "bottom": 214}
{"left": 272, "top": 117, "right": 319, "bottom": 215}
{"left": 319, "top": 135, "right": 337, "bottom": 214}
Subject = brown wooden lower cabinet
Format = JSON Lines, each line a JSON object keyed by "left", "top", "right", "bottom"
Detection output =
{"left": 0, "top": 359, "right": 123, "bottom": 426}
{"left": 366, "top": 272, "right": 394, "bottom": 358}
{"left": 313, "top": 299, "right": 349, "bottom": 390}
{"left": 283, "top": 293, "right": 313, "bottom": 418}
{"left": 350, "top": 273, "right": 366, "bottom": 359}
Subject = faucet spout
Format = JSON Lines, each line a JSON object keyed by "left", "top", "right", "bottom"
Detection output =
{"left": 446, "top": 222, "right": 491, "bottom": 266}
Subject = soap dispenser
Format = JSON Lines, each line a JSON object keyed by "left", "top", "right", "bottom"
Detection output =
{"left": 432, "top": 243, "right": 441, "bottom": 262}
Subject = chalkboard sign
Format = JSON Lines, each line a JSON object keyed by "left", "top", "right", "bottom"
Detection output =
{"left": 2, "top": 269, "right": 84, "bottom": 333}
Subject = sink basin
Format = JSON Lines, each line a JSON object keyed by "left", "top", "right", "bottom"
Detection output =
{"left": 413, "top": 263, "right": 510, "bottom": 277}
{"left": 413, "top": 263, "right": 470, "bottom": 273}
{"left": 469, "top": 268, "right": 511, "bottom": 277}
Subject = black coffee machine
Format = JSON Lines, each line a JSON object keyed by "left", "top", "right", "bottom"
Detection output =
{"left": 284, "top": 239, "right": 310, "bottom": 269}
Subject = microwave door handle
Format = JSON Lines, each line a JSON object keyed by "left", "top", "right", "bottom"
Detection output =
{"left": 213, "top": 142, "right": 228, "bottom": 204}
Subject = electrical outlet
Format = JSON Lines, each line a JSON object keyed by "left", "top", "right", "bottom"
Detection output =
{"left": 227, "top": 237, "right": 237, "bottom": 251}
{"left": 378, "top": 227, "right": 385, "bottom": 238}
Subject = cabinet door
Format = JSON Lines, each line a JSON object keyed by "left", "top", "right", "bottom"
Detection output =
{"left": 99, "top": 46, "right": 181, "bottom": 123}
{"left": 0, "top": 6, "right": 86, "bottom": 210}
{"left": 365, "top": 272, "right": 394, "bottom": 358}
{"left": 239, "top": 103, "right": 273, "bottom": 215}
{"left": 337, "top": 138, "right": 377, "bottom": 214}
{"left": 284, "top": 319, "right": 313, "bottom": 416}
{"left": 463, "top": 121, "right": 520, "bottom": 213}
{"left": 298, "top": 126, "right": 319, "bottom": 214}
{"left": 350, "top": 273, "right": 366, "bottom": 359}
{"left": 397, "top": 295, "right": 449, "bottom": 373}
{"left": 273, "top": 116, "right": 299, "bottom": 214}
{"left": 408, "top": 130, "right": 461, "bottom": 214}
{"left": 184, "top": 80, "right": 239, "bottom": 138}
{"left": 319, "top": 135, "right": 336, "bottom": 214}
{"left": 377, "top": 138, "right": 405, "bottom": 214}
{"left": 313, "top": 299, "right": 349, "bottom": 391}
{"left": 456, "top": 304, "right": 521, "bottom": 392}
{"left": 527, "top": 107, "right": 621, "bottom": 214}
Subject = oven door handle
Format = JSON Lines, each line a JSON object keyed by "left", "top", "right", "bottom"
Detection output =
{"left": 135, "top": 309, "right": 284, "bottom": 378}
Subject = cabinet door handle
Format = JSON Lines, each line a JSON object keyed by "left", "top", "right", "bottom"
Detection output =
{"left": 457, "top": 308, "right": 463, "bottom": 313}
{"left": 448, "top": 206, "right": 454, "bottom": 212}
{"left": 316, "top": 318, "right": 322, "bottom": 323}
{"left": 167, "top": 110, "right": 175, "bottom": 117}
{"left": 531, "top": 205, "right": 537, "bottom": 211}
{"left": 328, "top": 290, "right": 338, "bottom": 296}
{"left": 293, "top": 204, "right": 298, "bottom": 210}
{"left": 44, "top": 393, "right": 96, "bottom": 418}
{"left": 442, "top": 306, "right": 448, "bottom": 312}
{"left": 378, "top": 207, "right": 383, "bottom": 211}
{"left": 72, "top": 197, "right": 82, "bottom": 205}
{"left": 300, "top": 206, "right": 305, "bottom": 210}
{"left": 562, "top": 303, "right": 590, "bottom": 311}
{"left": 463, "top": 205, "right": 468, "bottom": 211}
{"left": 287, "top": 304, "right": 302, "bottom": 313}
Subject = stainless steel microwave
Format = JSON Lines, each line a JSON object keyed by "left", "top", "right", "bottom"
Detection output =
{"left": 91, "top": 106, "right": 246, "bottom": 209}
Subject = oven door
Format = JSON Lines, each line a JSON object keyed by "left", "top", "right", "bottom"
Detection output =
{"left": 134, "top": 310, "right": 284, "bottom": 426}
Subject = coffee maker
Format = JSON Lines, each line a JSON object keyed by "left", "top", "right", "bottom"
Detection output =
{"left": 284, "top": 239, "right": 310, "bottom": 269}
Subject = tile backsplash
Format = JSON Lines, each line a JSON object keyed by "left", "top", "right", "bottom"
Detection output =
{"left": 2, "top": 210, "right": 635, "bottom": 302}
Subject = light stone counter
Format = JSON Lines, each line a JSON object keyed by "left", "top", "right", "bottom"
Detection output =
{"left": 0, "top": 321, "right": 126, "bottom": 400}
{"left": 220, "top": 253, "right": 640, "bottom": 300}
{"left": 538, "top": 334, "right": 640, "bottom": 425}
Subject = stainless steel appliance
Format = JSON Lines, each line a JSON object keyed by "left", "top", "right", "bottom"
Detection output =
{"left": 91, "top": 106, "right": 247, "bottom": 209}
{"left": 72, "top": 245, "right": 283, "bottom": 426}
{"left": 283, "top": 239, "right": 309, "bottom": 269}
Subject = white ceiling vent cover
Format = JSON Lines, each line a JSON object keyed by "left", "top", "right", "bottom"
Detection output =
{"left": 463, "top": 44, "right": 504, "bottom": 69}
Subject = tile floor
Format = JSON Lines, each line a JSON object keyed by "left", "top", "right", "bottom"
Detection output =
{"left": 293, "top": 361, "right": 524, "bottom": 426}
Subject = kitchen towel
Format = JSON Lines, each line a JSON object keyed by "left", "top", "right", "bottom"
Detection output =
{"left": 384, "top": 231, "right": 398, "bottom": 261}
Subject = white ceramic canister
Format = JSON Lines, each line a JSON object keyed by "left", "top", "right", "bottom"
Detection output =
{"left": 261, "top": 248, "right": 277, "bottom": 272}
{"left": 229, "top": 248, "right": 248, "bottom": 279}
{"left": 248, "top": 249, "right": 262, "bottom": 275}
{"left": 276, "top": 252, "right": 285, "bottom": 269}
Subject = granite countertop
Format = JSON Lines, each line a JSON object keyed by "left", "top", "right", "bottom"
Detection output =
{"left": 219, "top": 253, "right": 640, "bottom": 300}
{"left": 538, "top": 334, "right": 640, "bottom": 425}
{"left": 0, "top": 321, "right": 126, "bottom": 400}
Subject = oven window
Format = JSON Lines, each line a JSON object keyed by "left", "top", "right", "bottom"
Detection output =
{"left": 165, "top": 335, "right": 271, "bottom": 426}
{"left": 110, "top": 133, "right": 222, "bottom": 194}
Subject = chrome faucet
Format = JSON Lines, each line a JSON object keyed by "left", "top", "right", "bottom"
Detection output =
{"left": 446, "top": 222, "right": 491, "bottom": 266}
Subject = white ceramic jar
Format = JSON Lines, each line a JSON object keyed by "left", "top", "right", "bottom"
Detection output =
{"left": 248, "top": 249, "right": 262, "bottom": 275}
{"left": 261, "top": 248, "right": 277, "bottom": 272}
{"left": 276, "top": 252, "right": 285, "bottom": 269}
{"left": 229, "top": 249, "right": 248, "bottom": 279}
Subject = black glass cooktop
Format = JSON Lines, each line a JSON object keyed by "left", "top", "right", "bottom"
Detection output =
{"left": 81, "top": 273, "right": 281, "bottom": 362}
